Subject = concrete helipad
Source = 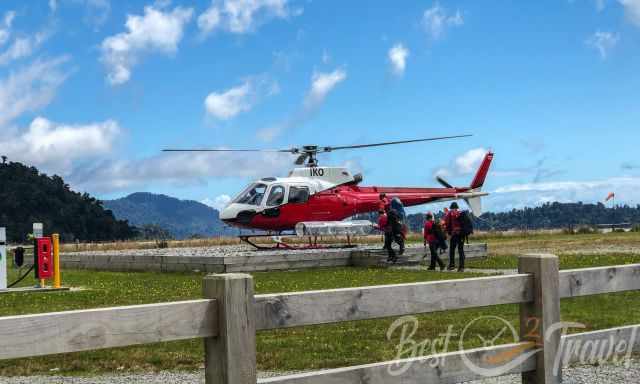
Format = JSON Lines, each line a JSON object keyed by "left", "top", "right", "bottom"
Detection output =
{"left": 57, "top": 243, "right": 488, "bottom": 273}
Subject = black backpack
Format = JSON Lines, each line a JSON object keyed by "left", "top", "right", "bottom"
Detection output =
{"left": 387, "top": 209, "right": 403, "bottom": 232}
{"left": 459, "top": 211, "right": 474, "bottom": 237}
{"left": 432, "top": 222, "right": 446, "bottom": 243}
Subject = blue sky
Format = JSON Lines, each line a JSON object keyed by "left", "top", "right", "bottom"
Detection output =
{"left": 1, "top": 0, "right": 639, "bottom": 212}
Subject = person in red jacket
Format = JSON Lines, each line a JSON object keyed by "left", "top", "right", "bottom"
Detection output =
{"left": 444, "top": 202, "right": 465, "bottom": 272}
{"left": 375, "top": 209, "right": 397, "bottom": 263}
{"left": 375, "top": 209, "right": 388, "bottom": 232}
{"left": 423, "top": 212, "right": 445, "bottom": 271}
{"left": 378, "top": 193, "right": 390, "bottom": 212}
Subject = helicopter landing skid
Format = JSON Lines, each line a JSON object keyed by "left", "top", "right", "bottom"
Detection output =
{"left": 238, "top": 234, "right": 358, "bottom": 251}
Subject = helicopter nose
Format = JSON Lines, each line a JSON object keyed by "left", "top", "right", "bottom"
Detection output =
{"left": 219, "top": 204, "right": 237, "bottom": 221}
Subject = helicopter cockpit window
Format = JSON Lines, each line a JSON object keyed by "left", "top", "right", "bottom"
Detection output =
{"left": 288, "top": 186, "right": 310, "bottom": 204}
{"left": 233, "top": 183, "right": 267, "bottom": 206}
{"left": 266, "top": 185, "right": 286, "bottom": 206}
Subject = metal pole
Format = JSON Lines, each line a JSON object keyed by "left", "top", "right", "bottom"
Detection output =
{"left": 52, "top": 234, "right": 61, "bottom": 289}
{"left": 33, "top": 223, "right": 44, "bottom": 288}
{"left": 0, "top": 228, "right": 6, "bottom": 291}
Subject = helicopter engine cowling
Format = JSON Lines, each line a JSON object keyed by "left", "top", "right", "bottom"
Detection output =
{"left": 295, "top": 220, "right": 374, "bottom": 237}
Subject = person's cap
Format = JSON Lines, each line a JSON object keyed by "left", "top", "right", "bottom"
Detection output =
{"left": 450, "top": 202, "right": 459, "bottom": 209}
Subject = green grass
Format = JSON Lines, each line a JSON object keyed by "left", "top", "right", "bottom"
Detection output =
{"left": 0, "top": 262, "right": 638, "bottom": 376}
{"left": 466, "top": 253, "right": 640, "bottom": 270}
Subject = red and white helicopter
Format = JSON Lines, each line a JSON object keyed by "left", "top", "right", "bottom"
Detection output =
{"left": 164, "top": 136, "right": 493, "bottom": 248}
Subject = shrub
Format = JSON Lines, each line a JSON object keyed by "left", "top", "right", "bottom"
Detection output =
{"left": 576, "top": 226, "right": 596, "bottom": 235}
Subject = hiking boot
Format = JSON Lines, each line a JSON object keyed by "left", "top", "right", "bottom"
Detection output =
{"left": 447, "top": 265, "right": 456, "bottom": 271}
{"left": 427, "top": 266, "right": 436, "bottom": 271}
{"left": 458, "top": 267, "right": 465, "bottom": 273}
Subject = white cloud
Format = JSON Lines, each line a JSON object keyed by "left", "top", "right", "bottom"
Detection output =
{"left": 202, "top": 194, "right": 232, "bottom": 211}
{"left": 100, "top": 5, "right": 193, "bottom": 85}
{"left": 197, "top": 4, "right": 221, "bottom": 35}
{"left": 0, "top": 57, "right": 69, "bottom": 127}
{"left": 69, "top": 151, "right": 292, "bottom": 192}
{"left": 455, "top": 148, "right": 487, "bottom": 174}
{"left": 256, "top": 67, "right": 347, "bottom": 141}
{"left": 0, "top": 117, "right": 121, "bottom": 174}
{"left": 197, "top": 0, "right": 298, "bottom": 37}
{"left": 435, "top": 147, "right": 487, "bottom": 179}
{"left": 204, "top": 76, "right": 279, "bottom": 120}
{"left": 422, "top": 3, "right": 464, "bottom": 40}
{"left": 0, "top": 11, "right": 16, "bottom": 46}
{"left": 205, "top": 82, "right": 252, "bottom": 120}
{"left": 0, "top": 30, "right": 50, "bottom": 66}
{"left": 304, "top": 68, "right": 347, "bottom": 109}
{"left": 487, "top": 176, "right": 640, "bottom": 211}
{"left": 49, "top": 0, "right": 58, "bottom": 13}
{"left": 586, "top": 30, "right": 619, "bottom": 59}
{"left": 619, "top": 0, "right": 640, "bottom": 26}
{"left": 388, "top": 43, "right": 409, "bottom": 76}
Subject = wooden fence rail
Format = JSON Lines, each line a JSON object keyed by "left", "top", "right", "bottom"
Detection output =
{"left": 0, "top": 299, "right": 217, "bottom": 360}
{"left": 0, "top": 256, "right": 638, "bottom": 384}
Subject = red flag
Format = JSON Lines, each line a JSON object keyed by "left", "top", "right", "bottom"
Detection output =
{"left": 605, "top": 192, "right": 615, "bottom": 202}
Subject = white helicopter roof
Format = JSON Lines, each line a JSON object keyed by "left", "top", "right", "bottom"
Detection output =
{"left": 256, "top": 167, "right": 361, "bottom": 193}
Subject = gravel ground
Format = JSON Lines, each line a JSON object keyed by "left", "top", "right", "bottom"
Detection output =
{"left": 62, "top": 243, "right": 429, "bottom": 258}
{"left": 3, "top": 359, "right": 639, "bottom": 384}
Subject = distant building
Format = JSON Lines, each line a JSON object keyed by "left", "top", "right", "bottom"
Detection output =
{"left": 596, "top": 223, "right": 633, "bottom": 233}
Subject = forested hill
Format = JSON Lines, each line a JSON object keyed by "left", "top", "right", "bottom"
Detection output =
{"left": 104, "top": 192, "right": 232, "bottom": 239}
{"left": 405, "top": 202, "right": 640, "bottom": 232}
{"left": 0, "top": 162, "right": 136, "bottom": 242}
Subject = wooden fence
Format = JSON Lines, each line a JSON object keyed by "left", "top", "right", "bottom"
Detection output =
{"left": 0, "top": 254, "right": 639, "bottom": 383}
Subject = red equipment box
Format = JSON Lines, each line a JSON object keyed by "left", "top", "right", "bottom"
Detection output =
{"left": 36, "top": 237, "right": 53, "bottom": 279}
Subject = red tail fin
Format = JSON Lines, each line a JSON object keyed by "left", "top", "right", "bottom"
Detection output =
{"left": 470, "top": 152, "right": 494, "bottom": 189}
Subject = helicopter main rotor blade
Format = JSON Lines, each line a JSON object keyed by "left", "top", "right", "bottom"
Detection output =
{"left": 321, "top": 134, "right": 473, "bottom": 152}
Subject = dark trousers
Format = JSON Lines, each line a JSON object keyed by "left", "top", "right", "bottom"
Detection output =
{"left": 384, "top": 231, "right": 404, "bottom": 260}
{"left": 427, "top": 243, "right": 445, "bottom": 269}
{"left": 449, "top": 234, "right": 466, "bottom": 268}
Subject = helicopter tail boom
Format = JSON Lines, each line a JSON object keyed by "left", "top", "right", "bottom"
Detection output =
{"left": 470, "top": 151, "right": 494, "bottom": 190}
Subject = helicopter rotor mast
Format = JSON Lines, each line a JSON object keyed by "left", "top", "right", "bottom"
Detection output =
{"left": 162, "top": 134, "right": 473, "bottom": 167}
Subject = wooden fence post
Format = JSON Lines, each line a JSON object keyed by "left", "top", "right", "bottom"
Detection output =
{"left": 203, "top": 273, "right": 256, "bottom": 384}
{"left": 518, "top": 254, "right": 561, "bottom": 384}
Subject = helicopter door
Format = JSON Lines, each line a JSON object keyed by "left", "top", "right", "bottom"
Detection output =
{"left": 263, "top": 185, "right": 286, "bottom": 217}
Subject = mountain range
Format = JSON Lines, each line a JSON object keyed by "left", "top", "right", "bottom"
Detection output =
{"left": 104, "top": 192, "right": 235, "bottom": 239}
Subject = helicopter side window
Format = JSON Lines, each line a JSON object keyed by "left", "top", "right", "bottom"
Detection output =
{"left": 288, "top": 186, "right": 310, "bottom": 204}
{"left": 233, "top": 183, "right": 267, "bottom": 206}
{"left": 266, "top": 185, "right": 286, "bottom": 206}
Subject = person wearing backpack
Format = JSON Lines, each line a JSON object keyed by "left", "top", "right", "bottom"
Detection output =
{"left": 459, "top": 210, "right": 475, "bottom": 244}
{"left": 385, "top": 206, "right": 404, "bottom": 262}
{"left": 444, "top": 202, "right": 465, "bottom": 272}
{"left": 375, "top": 209, "right": 391, "bottom": 251}
{"left": 423, "top": 212, "right": 445, "bottom": 271}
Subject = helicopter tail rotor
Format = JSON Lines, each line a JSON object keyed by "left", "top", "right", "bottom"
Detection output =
{"left": 436, "top": 176, "right": 454, "bottom": 189}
